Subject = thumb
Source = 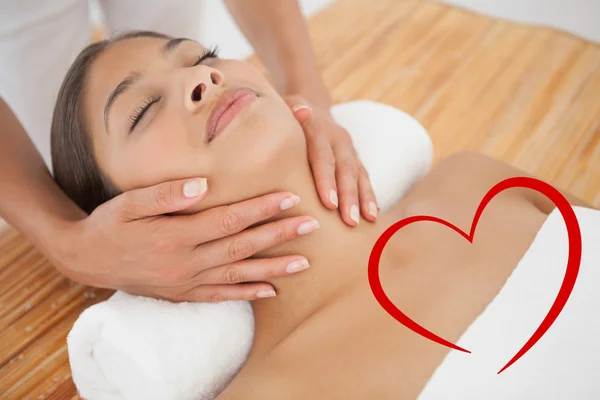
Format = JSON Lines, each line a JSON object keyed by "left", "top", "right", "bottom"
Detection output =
{"left": 116, "top": 177, "right": 208, "bottom": 220}
{"left": 284, "top": 95, "right": 313, "bottom": 123}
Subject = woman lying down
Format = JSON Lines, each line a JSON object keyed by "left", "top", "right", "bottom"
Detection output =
{"left": 51, "top": 31, "right": 600, "bottom": 399}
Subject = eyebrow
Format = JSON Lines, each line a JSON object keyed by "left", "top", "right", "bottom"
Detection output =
{"left": 103, "top": 73, "right": 141, "bottom": 133}
{"left": 103, "top": 37, "right": 191, "bottom": 133}
{"left": 162, "top": 37, "right": 190, "bottom": 55}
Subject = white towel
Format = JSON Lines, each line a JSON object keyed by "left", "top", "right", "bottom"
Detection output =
{"left": 67, "top": 100, "right": 434, "bottom": 400}
{"left": 418, "top": 206, "right": 600, "bottom": 400}
{"left": 331, "top": 101, "right": 433, "bottom": 212}
{"left": 68, "top": 294, "right": 254, "bottom": 400}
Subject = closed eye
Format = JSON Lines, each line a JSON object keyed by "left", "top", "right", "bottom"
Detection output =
{"left": 129, "top": 96, "right": 161, "bottom": 132}
{"left": 193, "top": 46, "right": 220, "bottom": 67}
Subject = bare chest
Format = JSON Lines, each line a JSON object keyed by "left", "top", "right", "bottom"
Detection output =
{"left": 221, "top": 193, "right": 548, "bottom": 399}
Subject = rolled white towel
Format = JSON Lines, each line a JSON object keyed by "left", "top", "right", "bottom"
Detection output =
{"left": 67, "top": 100, "right": 434, "bottom": 400}
{"left": 331, "top": 100, "right": 432, "bottom": 212}
{"left": 68, "top": 293, "right": 254, "bottom": 400}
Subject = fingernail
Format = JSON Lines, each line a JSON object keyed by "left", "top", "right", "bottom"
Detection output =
{"left": 286, "top": 259, "right": 310, "bottom": 274}
{"left": 350, "top": 205, "right": 360, "bottom": 225}
{"left": 368, "top": 202, "right": 378, "bottom": 218}
{"left": 292, "top": 104, "right": 311, "bottom": 113}
{"left": 329, "top": 189, "right": 338, "bottom": 208}
{"left": 280, "top": 195, "right": 301, "bottom": 210}
{"left": 183, "top": 178, "right": 207, "bottom": 198}
{"left": 256, "top": 289, "right": 276, "bottom": 298}
{"left": 297, "top": 219, "right": 320, "bottom": 235}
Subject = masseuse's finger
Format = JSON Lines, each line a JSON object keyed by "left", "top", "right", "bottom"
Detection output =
{"left": 180, "top": 283, "right": 278, "bottom": 302}
{"left": 308, "top": 135, "right": 339, "bottom": 210}
{"left": 116, "top": 177, "right": 209, "bottom": 220}
{"left": 192, "top": 216, "right": 320, "bottom": 269}
{"left": 286, "top": 96, "right": 339, "bottom": 210}
{"left": 183, "top": 192, "right": 302, "bottom": 246}
{"left": 358, "top": 164, "right": 378, "bottom": 222}
{"left": 334, "top": 144, "right": 361, "bottom": 227}
{"left": 192, "top": 255, "right": 310, "bottom": 285}
{"left": 285, "top": 94, "right": 313, "bottom": 123}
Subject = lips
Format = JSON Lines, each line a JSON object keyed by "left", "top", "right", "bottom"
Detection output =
{"left": 206, "top": 87, "right": 257, "bottom": 142}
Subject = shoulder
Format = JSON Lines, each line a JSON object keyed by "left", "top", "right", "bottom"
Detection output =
{"left": 430, "top": 151, "right": 529, "bottom": 190}
{"left": 437, "top": 152, "right": 593, "bottom": 211}
{"left": 386, "top": 151, "right": 547, "bottom": 222}
{"left": 390, "top": 151, "right": 593, "bottom": 225}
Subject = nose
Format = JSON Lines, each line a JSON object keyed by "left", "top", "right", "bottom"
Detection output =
{"left": 184, "top": 66, "right": 224, "bottom": 113}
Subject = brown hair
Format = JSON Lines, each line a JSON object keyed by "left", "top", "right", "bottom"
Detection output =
{"left": 51, "top": 31, "right": 172, "bottom": 214}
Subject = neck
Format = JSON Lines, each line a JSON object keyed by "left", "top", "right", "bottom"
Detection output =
{"left": 248, "top": 159, "right": 379, "bottom": 354}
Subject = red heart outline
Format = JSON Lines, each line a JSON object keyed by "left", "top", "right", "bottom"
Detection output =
{"left": 368, "top": 177, "right": 582, "bottom": 374}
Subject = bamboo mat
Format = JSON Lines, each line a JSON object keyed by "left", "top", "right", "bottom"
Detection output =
{"left": 1, "top": 0, "right": 599, "bottom": 398}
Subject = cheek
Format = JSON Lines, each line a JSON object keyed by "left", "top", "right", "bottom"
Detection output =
{"left": 105, "top": 120, "right": 214, "bottom": 192}
{"left": 220, "top": 99, "right": 304, "bottom": 163}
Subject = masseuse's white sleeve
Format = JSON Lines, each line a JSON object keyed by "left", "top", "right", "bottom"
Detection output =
{"left": 0, "top": 0, "right": 91, "bottom": 171}
{"left": 0, "top": 0, "right": 202, "bottom": 172}
{"left": 98, "top": 0, "right": 202, "bottom": 40}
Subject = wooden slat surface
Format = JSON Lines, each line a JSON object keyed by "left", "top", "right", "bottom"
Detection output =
{"left": 1, "top": 0, "right": 599, "bottom": 397}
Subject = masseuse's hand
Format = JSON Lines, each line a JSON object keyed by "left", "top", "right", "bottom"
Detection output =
{"left": 56, "top": 179, "right": 317, "bottom": 302}
{"left": 285, "top": 95, "right": 378, "bottom": 226}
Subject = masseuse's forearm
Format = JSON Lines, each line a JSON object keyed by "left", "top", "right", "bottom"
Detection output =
{"left": 224, "top": 0, "right": 332, "bottom": 109}
{"left": 0, "top": 97, "right": 84, "bottom": 254}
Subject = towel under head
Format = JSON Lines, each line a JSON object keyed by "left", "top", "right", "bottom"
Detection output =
{"left": 68, "top": 294, "right": 254, "bottom": 400}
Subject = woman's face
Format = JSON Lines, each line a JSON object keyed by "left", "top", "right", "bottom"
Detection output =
{"left": 85, "top": 36, "right": 307, "bottom": 211}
